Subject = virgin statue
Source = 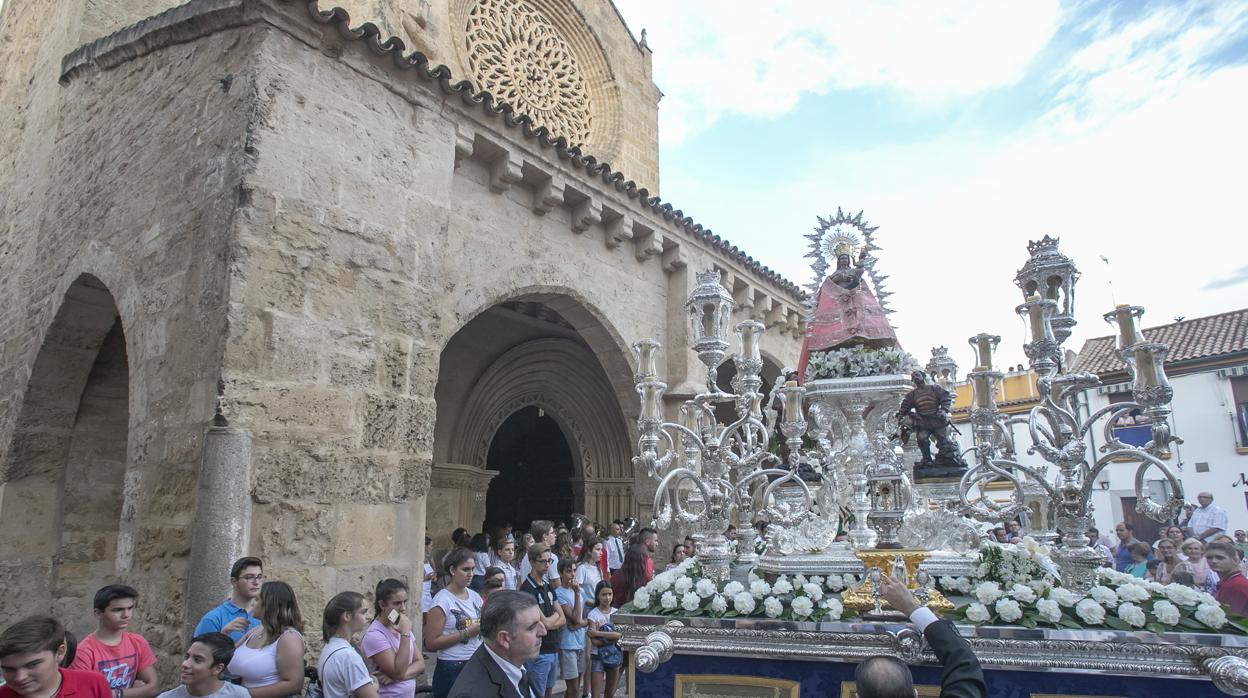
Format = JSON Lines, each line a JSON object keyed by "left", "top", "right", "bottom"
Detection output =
{"left": 797, "top": 249, "right": 898, "bottom": 380}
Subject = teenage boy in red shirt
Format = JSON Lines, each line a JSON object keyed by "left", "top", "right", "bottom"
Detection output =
{"left": 1207, "top": 542, "right": 1248, "bottom": 615}
{"left": 70, "top": 586, "right": 158, "bottom": 698}
{"left": 1, "top": 616, "right": 111, "bottom": 698}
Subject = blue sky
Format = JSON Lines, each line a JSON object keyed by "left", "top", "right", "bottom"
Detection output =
{"left": 612, "top": 0, "right": 1248, "bottom": 370}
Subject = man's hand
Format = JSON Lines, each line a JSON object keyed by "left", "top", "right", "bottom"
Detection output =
{"left": 222, "top": 616, "right": 249, "bottom": 635}
{"left": 879, "top": 574, "right": 921, "bottom": 617}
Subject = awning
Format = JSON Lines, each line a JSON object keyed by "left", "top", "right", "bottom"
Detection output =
{"left": 1097, "top": 381, "right": 1133, "bottom": 395}
{"left": 1217, "top": 365, "right": 1248, "bottom": 378}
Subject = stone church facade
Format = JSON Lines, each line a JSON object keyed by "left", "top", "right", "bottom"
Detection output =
{"left": 0, "top": 0, "right": 803, "bottom": 666}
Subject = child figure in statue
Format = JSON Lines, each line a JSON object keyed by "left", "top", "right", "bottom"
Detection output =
{"left": 896, "top": 370, "right": 968, "bottom": 480}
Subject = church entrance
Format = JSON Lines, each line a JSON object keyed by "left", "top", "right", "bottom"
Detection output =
{"left": 484, "top": 405, "right": 575, "bottom": 532}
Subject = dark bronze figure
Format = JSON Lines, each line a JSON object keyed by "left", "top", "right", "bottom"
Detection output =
{"left": 896, "top": 370, "right": 967, "bottom": 479}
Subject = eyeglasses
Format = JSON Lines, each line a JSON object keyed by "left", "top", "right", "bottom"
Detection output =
{"left": 238, "top": 574, "right": 264, "bottom": 582}
{"left": 536, "top": 557, "right": 553, "bottom": 565}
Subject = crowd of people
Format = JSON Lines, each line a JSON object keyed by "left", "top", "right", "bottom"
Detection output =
{"left": 0, "top": 518, "right": 678, "bottom": 698}
{"left": 988, "top": 491, "right": 1248, "bottom": 614}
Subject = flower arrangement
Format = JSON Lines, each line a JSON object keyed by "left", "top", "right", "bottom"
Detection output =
{"left": 945, "top": 565, "right": 1248, "bottom": 634}
{"left": 804, "top": 346, "right": 920, "bottom": 382}
{"left": 624, "top": 558, "right": 858, "bottom": 622}
{"left": 935, "top": 539, "right": 1059, "bottom": 597}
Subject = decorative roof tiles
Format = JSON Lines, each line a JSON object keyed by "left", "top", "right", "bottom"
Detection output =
{"left": 1069, "top": 308, "right": 1248, "bottom": 376}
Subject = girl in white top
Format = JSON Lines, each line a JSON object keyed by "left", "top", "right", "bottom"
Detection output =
{"left": 586, "top": 581, "right": 621, "bottom": 698}
{"left": 492, "top": 538, "right": 519, "bottom": 590}
{"left": 423, "top": 547, "right": 483, "bottom": 697}
{"left": 318, "top": 592, "right": 378, "bottom": 698}
{"left": 421, "top": 537, "right": 436, "bottom": 614}
{"left": 574, "top": 536, "right": 605, "bottom": 602}
{"left": 227, "top": 581, "right": 306, "bottom": 698}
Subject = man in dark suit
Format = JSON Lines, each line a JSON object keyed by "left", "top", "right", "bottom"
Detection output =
{"left": 851, "top": 575, "right": 986, "bottom": 698}
{"left": 449, "top": 590, "right": 546, "bottom": 698}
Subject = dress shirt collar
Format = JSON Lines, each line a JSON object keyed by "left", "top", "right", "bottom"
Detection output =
{"left": 484, "top": 642, "right": 526, "bottom": 695}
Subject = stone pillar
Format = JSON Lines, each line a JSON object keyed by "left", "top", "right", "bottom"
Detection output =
{"left": 184, "top": 423, "right": 253, "bottom": 639}
{"left": 426, "top": 463, "right": 497, "bottom": 546}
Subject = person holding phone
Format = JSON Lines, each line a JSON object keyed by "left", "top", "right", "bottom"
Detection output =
{"left": 361, "top": 579, "right": 423, "bottom": 698}
{"left": 423, "top": 548, "right": 483, "bottom": 698}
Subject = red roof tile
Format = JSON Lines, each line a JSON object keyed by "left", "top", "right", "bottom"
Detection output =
{"left": 1069, "top": 308, "right": 1248, "bottom": 376}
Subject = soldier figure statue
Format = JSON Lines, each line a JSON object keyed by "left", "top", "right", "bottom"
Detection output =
{"left": 896, "top": 370, "right": 967, "bottom": 480}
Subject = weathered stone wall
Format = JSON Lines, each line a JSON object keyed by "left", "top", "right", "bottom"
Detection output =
{"left": 0, "top": 9, "right": 257, "bottom": 675}
{"left": 321, "top": 0, "right": 662, "bottom": 191}
{"left": 1, "top": 0, "right": 805, "bottom": 679}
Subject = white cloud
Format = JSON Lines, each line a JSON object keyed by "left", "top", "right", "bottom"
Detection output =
{"left": 643, "top": 1, "right": 1248, "bottom": 367}
{"left": 613, "top": 0, "right": 1064, "bottom": 144}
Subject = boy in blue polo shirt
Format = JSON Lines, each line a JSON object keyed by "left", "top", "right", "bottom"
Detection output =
{"left": 193, "top": 557, "right": 263, "bottom": 641}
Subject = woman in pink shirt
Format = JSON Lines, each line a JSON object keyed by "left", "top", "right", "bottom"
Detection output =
{"left": 361, "top": 579, "right": 424, "bottom": 698}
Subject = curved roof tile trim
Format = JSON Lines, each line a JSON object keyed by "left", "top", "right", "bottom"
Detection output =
{"left": 300, "top": 1, "right": 804, "bottom": 299}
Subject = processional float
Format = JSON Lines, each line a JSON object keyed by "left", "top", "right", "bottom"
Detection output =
{"left": 617, "top": 210, "right": 1248, "bottom": 697}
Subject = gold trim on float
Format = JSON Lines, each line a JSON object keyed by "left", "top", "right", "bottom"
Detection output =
{"left": 840, "top": 681, "right": 940, "bottom": 697}
{"left": 675, "top": 674, "right": 800, "bottom": 697}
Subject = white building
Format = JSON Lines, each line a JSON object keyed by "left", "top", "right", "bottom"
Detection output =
{"left": 1071, "top": 309, "right": 1248, "bottom": 541}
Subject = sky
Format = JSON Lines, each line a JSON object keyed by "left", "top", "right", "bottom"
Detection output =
{"left": 610, "top": 0, "right": 1248, "bottom": 371}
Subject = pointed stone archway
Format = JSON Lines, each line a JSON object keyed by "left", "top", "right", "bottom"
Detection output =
{"left": 429, "top": 296, "right": 636, "bottom": 544}
{"left": 0, "top": 274, "right": 133, "bottom": 634}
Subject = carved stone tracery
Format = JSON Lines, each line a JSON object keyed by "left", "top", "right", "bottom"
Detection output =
{"left": 464, "top": 0, "right": 594, "bottom": 147}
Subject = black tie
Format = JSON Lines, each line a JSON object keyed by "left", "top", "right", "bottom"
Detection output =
{"left": 517, "top": 669, "right": 532, "bottom": 698}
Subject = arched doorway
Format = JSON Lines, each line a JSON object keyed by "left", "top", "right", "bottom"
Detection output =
{"left": 428, "top": 294, "right": 636, "bottom": 547}
{"left": 484, "top": 406, "right": 575, "bottom": 531}
{"left": 0, "top": 274, "right": 131, "bottom": 633}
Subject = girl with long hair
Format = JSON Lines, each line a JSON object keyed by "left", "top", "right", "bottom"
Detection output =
{"left": 361, "top": 579, "right": 424, "bottom": 698}
{"left": 468, "top": 533, "right": 491, "bottom": 592}
{"left": 318, "top": 592, "right": 379, "bottom": 698}
{"left": 227, "top": 581, "right": 306, "bottom": 698}
{"left": 610, "top": 543, "right": 651, "bottom": 607}
{"left": 422, "top": 548, "right": 483, "bottom": 698}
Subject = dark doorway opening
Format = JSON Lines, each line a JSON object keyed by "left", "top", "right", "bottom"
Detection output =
{"left": 484, "top": 406, "right": 574, "bottom": 532}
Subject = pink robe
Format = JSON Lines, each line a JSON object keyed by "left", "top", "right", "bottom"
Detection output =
{"left": 798, "top": 276, "right": 898, "bottom": 380}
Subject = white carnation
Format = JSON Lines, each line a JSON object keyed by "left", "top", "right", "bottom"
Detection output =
{"left": 791, "top": 596, "right": 814, "bottom": 618}
{"left": 763, "top": 596, "right": 784, "bottom": 618}
{"left": 1036, "top": 598, "right": 1062, "bottom": 623}
{"left": 1115, "top": 583, "right": 1150, "bottom": 603}
{"left": 1146, "top": 581, "right": 1167, "bottom": 594}
{"left": 995, "top": 598, "right": 1023, "bottom": 622}
{"left": 709, "top": 594, "right": 728, "bottom": 614}
{"left": 1048, "top": 587, "right": 1079, "bottom": 607}
{"left": 821, "top": 598, "right": 844, "bottom": 620}
{"left": 695, "top": 578, "right": 717, "bottom": 598}
{"left": 802, "top": 583, "right": 824, "bottom": 602}
{"left": 1118, "top": 602, "right": 1146, "bottom": 627}
{"left": 723, "top": 581, "right": 745, "bottom": 597}
{"left": 681, "top": 591, "right": 701, "bottom": 612}
{"left": 1196, "top": 603, "right": 1228, "bottom": 629}
{"left": 977, "top": 562, "right": 991, "bottom": 578}
{"left": 825, "top": 574, "right": 845, "bottom": 591}
{"left": 965, "top": 602, "right": 991, "bottom": 623}
{"left": 1196, "top": 591, "right": 1220, "bottom": 607}
{"left": 1029, "top": 579, "right": 1052, "bottom": 595}
{"left": 631, "top": 588, "right": 651, "bottom": 608}
{"left": 771, "top": 577, "right": 794, "bottom": 595}
{"left": 974, "top": 581, "right": 1003, "bottom": 606}
{"left": 674, "top": 576, "right": 694, "bottom": 595}
{"left": 660, "top": 591, "right": 678, "bottom": 610}
{"left": 1089, "top": 585, "right": 1119, "bottom": 608}
{"left": 733, "top": 592, "right": 756, "bottom": 615}
{"left": 750, "top": 579, "right": 772, "bottom": 599}
{"left": 1075, "top": 598, "right": 1106, "bottom": 625}
{"left": 939, "top": 576, "right": 958, "bottom": 591}
{"left": 1152, "top": 600, "right": 1181, "bottom": 625}
{"left": 1163, "top": 583, "right": 1200, "bottom": 607}
{"left": 1008, "top": 583, "right": 1037, "bottom": 603}
{"left": 650, "top": 575, "right": 673, "bottom": 593}
{"left": 749, "top": 570, "right": 760, "bottom": 582}
{"left": 809, "top": 576, "right": 825, "bottom": 586}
